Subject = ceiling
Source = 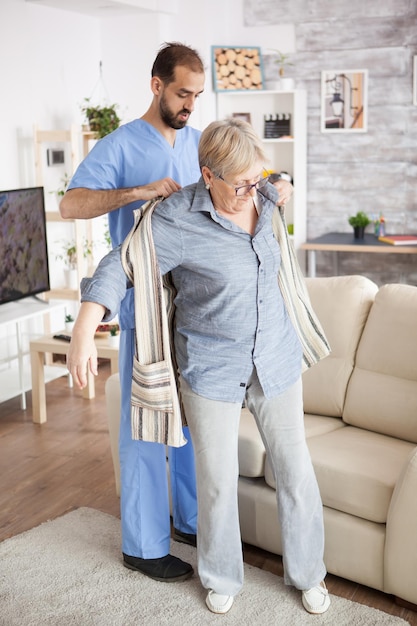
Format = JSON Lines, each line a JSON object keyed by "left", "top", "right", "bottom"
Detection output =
{"left": 24, "top": 0, "right": 176, "bottom": 17}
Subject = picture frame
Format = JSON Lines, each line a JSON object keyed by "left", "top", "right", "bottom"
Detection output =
{"left": 211, "top": 46, "right": 264, "bottom": 92}
{"left": 321, "top": 69, "right": 368, "bottom": 133}
{"left": 232, "top": 112, "right": 252, "bottom": 124}
{"left": 413, "top": 55, "right": 417, "bottom": 106}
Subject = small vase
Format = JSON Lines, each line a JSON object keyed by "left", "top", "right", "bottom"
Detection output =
{"left": 353, "top": 226, "right": 365, "bottom": 240}
{"left": 108, "top": 334, "right": 119, "bottom": 348}
{"left": 64, "top": 268, "right": 79, "bottom": 290}
{"left": 65, "top": 322, "right": 75, "bottom": 332}
{"left": 280, "top": 77, "right": 295, "bottom": 90}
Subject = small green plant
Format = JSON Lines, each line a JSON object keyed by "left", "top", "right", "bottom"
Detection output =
{"left": 81, "top": 98, "right": 120, "bottom": 138}
{"left": 103, "top": 225, "right": 112, "bottom": 250}
{"left": 65, "top": 314, "right": 74, "bottom": 323}
{"left": 109, "top": 325, "right": 119, "bottom": 337}
{"left": 268, "top": 49, "right": 294, "bottom": 77}
{"left": 348, "top": 211, "right": 371, "bottom": 228}
{"left": 51, "top": 173, "right": 70, "bottom": 198}
{"left": 56, "top": 239, "right": 93, "bottom": 269}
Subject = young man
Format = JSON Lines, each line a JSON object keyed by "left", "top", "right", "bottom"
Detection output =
{"left": 61, "top": 43, "right": 205, "bottom": 582}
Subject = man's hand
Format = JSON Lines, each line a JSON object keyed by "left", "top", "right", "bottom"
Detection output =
{"left": 138, "top": 177, "right": 181, "bottom": 200}
{"left": 273, "top": 179, "right": 294, "bottom": 206}
{"left": 60, "top": 177, "right": 182, "bottom": 219}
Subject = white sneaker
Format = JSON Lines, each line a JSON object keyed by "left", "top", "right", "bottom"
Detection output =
{"left": 302, "top": 581, "right": 331, "bottom": 614}
{"left": 206, "top": 590, "right": 234, "bottom": 614}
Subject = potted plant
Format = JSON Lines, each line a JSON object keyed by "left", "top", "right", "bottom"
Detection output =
{"left": 267, "top": 49, "right": 295, "bottom": 90}
{"left": 56, "top": 239, "right": 93, "bottom": 289}
{"left": 50, "top": 173, "right": 70, "bottom": 204}
{"left": 348, "top": 211, "right": 371, "bottom": 239}
{"left": 65, "top": 314, "right": 75, "bottom": 332}
{"left": 108, "top": 324, "right": 120, "bottom": 347}
{"left": 81, "top": 98, "right": 121, "bottom": 138}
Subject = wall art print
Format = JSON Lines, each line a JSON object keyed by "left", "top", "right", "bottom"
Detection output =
{"left": 212, "top": 46, "right": 264, "bottom": 92}
{"left": 321, "top": 69, "right": 368, "bottom": 133}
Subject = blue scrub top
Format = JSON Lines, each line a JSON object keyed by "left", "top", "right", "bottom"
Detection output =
{"left": 68, "top": 118, "right": 202, "bottom": 329}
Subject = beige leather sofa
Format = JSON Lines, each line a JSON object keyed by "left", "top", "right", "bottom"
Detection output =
{"left": 105, "top": 275, "right": 417, "bottom": 606}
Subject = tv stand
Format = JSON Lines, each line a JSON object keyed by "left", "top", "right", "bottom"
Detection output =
{"left": 0, "top": 298, "right": 67, "bottom": 409}
{"left": 31, "top": 295, "right": 50, "bottom": 304}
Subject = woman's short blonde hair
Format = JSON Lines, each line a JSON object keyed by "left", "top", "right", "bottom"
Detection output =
{"left": 198, "top": 118, "right": 266, "bottom": 178}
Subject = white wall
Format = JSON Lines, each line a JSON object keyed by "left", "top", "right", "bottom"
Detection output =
{"left": 1, "top": 0, "right": 295, "bottom": 191}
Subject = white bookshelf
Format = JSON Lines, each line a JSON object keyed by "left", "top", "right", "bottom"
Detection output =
{"left": 216, "top": 89, "right": 307, "bottom": 267}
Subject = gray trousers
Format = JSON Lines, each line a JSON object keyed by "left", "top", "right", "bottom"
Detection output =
{"left": 180, "top": 369, "right": 326, "bottom": 596}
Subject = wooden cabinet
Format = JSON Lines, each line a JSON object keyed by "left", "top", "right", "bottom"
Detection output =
{"left": 216, "top": 90, "right": 307, "bottom": 266}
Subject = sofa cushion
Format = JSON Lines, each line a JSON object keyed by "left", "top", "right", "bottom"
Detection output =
{"left": 304, "top": 414, "right": 345, "bottom": 438}
{"left": 303, "top": 276, "right": 378, "bottom": 418}
{"left": 307, "top": 427, "right": 415, "bottom": 523}
{"left": 240, "top": 411, "right": 345, "bottom": 481}
{"left": 264, "top": 426, "right": 414, "bottom": 523}
{"left": 343, "top": 284, "right": 417, "bottom": 443}
{"left": 242, "top": 409, "right": 346, "bottom": 480}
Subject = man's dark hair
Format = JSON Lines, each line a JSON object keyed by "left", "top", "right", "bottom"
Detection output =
{"left": 152, "top": 42, "right": 205, "bottom": 85}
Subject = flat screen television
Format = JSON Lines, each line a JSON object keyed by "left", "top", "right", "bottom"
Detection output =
{"left": 0, "top": 186, "right": 50, "bottom": 305}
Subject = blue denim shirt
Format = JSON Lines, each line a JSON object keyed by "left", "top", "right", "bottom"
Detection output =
{"left": 81, "top": 177, "right": 302, "bottom": 402}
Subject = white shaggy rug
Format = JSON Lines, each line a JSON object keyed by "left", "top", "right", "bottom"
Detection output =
{"left": 0, "top": 508, "right": 407, "bottom": 626}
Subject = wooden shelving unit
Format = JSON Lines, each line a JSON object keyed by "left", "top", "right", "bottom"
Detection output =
{"left": 33, "top": 125, "right": 90, "bottom": 301}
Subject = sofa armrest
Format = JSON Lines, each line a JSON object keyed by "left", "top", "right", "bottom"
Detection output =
{"left": 384, "top": 446, "right": 417, "bottom": 603}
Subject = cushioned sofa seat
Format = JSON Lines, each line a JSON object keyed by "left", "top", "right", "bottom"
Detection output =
{"left": 304, "top": 427, "right": 415, "bottom": 523}
{"left": 237, "top": 476, "right": 388, "bottom": 592}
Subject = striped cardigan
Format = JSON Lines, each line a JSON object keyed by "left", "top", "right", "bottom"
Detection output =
{"left": 121, "top": 196, "right": 330, "bottom": 447}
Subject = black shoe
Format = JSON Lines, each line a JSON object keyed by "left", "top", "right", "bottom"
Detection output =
{"left": 172, "top": 528, "right": 197, "bottom": 547}
{"left": 123, "top": 553, "right": 193, "bottom": 582}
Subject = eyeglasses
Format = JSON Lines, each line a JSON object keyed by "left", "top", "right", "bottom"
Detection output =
{"left": 215, "top": 170, "right": 270, "bottom": 197}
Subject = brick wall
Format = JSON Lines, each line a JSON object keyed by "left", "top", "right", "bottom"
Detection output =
{"left": 244, "top": 0, "right": 417, "bottom": 284}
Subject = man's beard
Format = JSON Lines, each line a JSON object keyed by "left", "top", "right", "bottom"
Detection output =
{"left": 159, "top": 95, "right": 190, "bottom": 130}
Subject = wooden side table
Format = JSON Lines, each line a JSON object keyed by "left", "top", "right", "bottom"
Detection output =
{"left": 29, "top": 333, "right": 119, "bottom": 424}
{"left": 300, "top": 232, "right": 417, "bottom": 277}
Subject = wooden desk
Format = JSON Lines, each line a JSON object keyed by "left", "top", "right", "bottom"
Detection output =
{"left": 300, "top": 232, "right": 417, "bottom": 277}
{"left": 30, "top": 333, "right": 119, "bottom": 424}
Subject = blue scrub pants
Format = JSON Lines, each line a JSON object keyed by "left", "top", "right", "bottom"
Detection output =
{"left": 118, "top": 329, "right": 197, "bottom": 558}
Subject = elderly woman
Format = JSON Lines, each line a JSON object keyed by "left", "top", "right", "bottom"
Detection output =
{"left": 67, "top": 118, "right": 331, "bottom": 616}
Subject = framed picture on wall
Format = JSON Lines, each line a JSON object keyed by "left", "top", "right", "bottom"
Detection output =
{"left": 321, "top": 69, "right": 368, "bottom": 133}
{"left": 212, "top": 46, "right": 264, "bottom": 92}
{"left": 413, "top": 56, "right": 417, "bottom": 106}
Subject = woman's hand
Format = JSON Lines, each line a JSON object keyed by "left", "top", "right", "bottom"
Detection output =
{"left": 66, "top": 302, "right": 106, "bottom": 389}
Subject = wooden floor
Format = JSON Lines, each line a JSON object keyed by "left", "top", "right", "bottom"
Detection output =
{"left": 0, "top": 360, "right": 415, "bottom": 625}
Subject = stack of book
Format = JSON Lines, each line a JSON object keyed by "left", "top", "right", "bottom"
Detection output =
{"left": 378, "top": 235, "right": 417, "bottom": 246}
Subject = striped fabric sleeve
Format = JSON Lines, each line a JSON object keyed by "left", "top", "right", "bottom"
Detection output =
{"left": 272, "top": 206, "right": 331, "bottom": 371}
{"left": 121, "top": 198, "right": 187, "bottom": 447}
